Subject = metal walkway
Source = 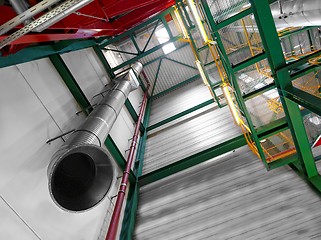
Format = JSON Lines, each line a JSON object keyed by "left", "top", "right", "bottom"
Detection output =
{"left": 135, "top": 146, "right": 321, "bottom": 240}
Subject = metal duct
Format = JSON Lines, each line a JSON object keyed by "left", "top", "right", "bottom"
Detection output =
{"left": 271, "top": 0, "right": 321, "bottom": 28}
{"left": 48, "top": 62, "right": 142, "bottom": 212}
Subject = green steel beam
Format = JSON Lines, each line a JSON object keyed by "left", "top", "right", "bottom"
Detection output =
{"left": 136, "top": 99, "right": 152, "bottom": 177}
{"left": 112, "top": 36, "right": 181, "bottom": 73}
{"left": 201, "top": 0, "right": 268, "bottom": 166}
{"left": 120, "top": 182, "right": 139, "bottom": 240}
{"left": 290, "top": 65, "right": 321, "bottom": 80}
{"left": 151, "top": 59, "right": 163, "bottom": 96}
{"left": 98, "top": 8, "right": 175, "bottom": 48}
{"left": 284, "top": 49, "right": 321, "bottom": 71}
{"left": 163, "top": 57, "right": 198, "bottom": 70}
{"left": 93, "top": 45, "right": 115, "bottom": 79}
{"left": 49, "top": 54, "right": 92, "bottom": 113}
{"left": 232, "top": 52, "right": 266, "bottom": 72}
{"left": 284, "top": 86, "right": 321, "bottom": 117}
{"left": 105, "top": 136, "right": 136, "bottom": 184}
{"left": 0, "top": 39, "right": 96, "bottom": 68}
{"left": 243, "top": 83, "right": 276, "bottom": 100}
{"left": 278, "top": 26, "right": 314, "bottom": 39}
{"left": 139, "top": 134, "right": 247, "bottom": 186}
{"left": 102, "top": 48, "right": 138, "bottom": 56}
{"left": 144, "top": 42, "right": 190, "bottom": 67}
{"left": 142, "top": 19, "right": 161, "bottom": 52}
{"left": 256, "top": 117, "right": 288, "bottom": 140}
{"left": 147, "top": 99, "right": 214, "bottom": 131}
{"left": 250, "top": 0, "right": 318, "bottom": 177}
{"left": 268, "top": 154, "right": 299, "bottom": 170}
{"left": 124, "top": 100, "right": 145, "bottom": 133}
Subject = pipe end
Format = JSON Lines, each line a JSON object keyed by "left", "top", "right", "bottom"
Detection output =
{"left": 48, "top": 145, "right": 114, "bottom": 212}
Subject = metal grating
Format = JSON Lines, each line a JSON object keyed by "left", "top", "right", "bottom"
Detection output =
{"left": 206, "top": 0, "right": 250, "bottom": 23}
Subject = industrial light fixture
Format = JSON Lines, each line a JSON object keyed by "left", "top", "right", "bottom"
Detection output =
{"left": 174, "top": 7, "right": 189, "bottom": 39}
{"left": 186, "top": 0, "right": 209, "bottom": 44}
{"left": 195, "top": 60, "right": 209, "bottom": 86}
{"left": 221, "top": 83, "right": 241, "bottom": 125}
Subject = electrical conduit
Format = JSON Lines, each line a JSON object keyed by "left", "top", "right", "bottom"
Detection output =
{"left": 106, "top": 75, "right": 149, "bottom": 240}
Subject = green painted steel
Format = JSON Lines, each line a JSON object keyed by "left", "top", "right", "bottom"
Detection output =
{"left": 290, "top": 65, "right": 321, "bottom": 80}
{"left": 0, "top": 39, "right": 96, "bottom": 68}
{"left": 278, "top": 26, "right": 314, "bottom": 39}
{"left": 268, "top": 154, "right": 299, "bottom": 170}
{"left": 49, "top": 54, "right": 92, "bottom": 114}
{"left": 284, "top": 86, "right": 321, "bottom": 117}
{"left": 147, "top": 99, "right": 214, "bottom": 131}
{"left": 139, "top": 134, "right": 247, "bottom": 186}
{"left": 142, "top": 19, "right": 161, "bottom": 52}
{"left": 112, "top": 35, "right": 181, "bottom": 73}
{"left": 285, "top": 49, "right": 321, "bottom": 71}
{"left": 200, "top": 0, "right": 268, "bottom": 167}
{"left": 120, "top": 183, "right": 139, "bottom": 240}
{"left": 151, "top": 59, "right": 163, "bottom": 96}
{"left": 98, "top": 8, "right": 175, "bottom": 48}
{"left": 105, "top": 136, "right": 136, "bottom": 184}
{"left": 163, "top": 57, "right": 198, "bottom": 70}
{"left": 144, "top": 42, "right": 190, "bottom": 67}
{"left": 232, "top": 52, "right": 266, "bottom": 72}
{"left": 93, "top": 45, "right": 116, "bottom": 79}
{"left": 249, "top": 0, "right": 319, "bottom": 178}
{"left": 243, "top": 83, "right": 276, "bottom": 100}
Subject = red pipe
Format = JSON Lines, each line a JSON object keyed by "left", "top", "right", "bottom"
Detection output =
{"left": 105, "top": 72, "right": 150, "bottom": 240}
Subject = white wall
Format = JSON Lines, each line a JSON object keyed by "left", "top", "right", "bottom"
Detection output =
{"left": 0, "top": 47, "right": 145, "bottom": 239}
{"left": 0, "top": 58, "right": 122, "bottom": 240}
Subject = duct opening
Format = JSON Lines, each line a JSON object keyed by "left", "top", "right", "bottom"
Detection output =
{"left": 50, "top": 145, "right": 114, "bottom": 212}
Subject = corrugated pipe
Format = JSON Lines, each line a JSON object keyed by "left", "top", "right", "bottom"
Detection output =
{"left": 271, "top": 0, "right": 321, "bottom": 28}
{"left": 47, "top": 62, "right": 143, "bottom": 212}
{"left": 105, "top": 71, "right": 150, "bottom": 240}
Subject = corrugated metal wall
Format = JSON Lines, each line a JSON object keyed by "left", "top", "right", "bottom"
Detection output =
{"left": 148, "top": 80, "right": 212, "bottom": 126}
{"left": 142, "top": 81, "right": 241, "bottom": 175}
{"left": 135, "top": 146, "right": 321, "bottom": 239}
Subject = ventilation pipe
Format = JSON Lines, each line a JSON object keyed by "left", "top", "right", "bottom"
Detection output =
{"left": 271, "top": 0, "right": 321, "bottom": 28}
{"left": 48, "top": 62, "right": 143, "bottom": 212}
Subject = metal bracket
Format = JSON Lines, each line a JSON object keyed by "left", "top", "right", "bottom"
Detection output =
{"left": 76, "top": 104, "right": 97, "bottom": 115}
{"left": 46, "top": 129, "right": 75, "bottom": 144}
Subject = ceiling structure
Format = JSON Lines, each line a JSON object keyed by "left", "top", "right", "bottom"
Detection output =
{"left": 1, "top": 0, "right": 321, "bottom": 239}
